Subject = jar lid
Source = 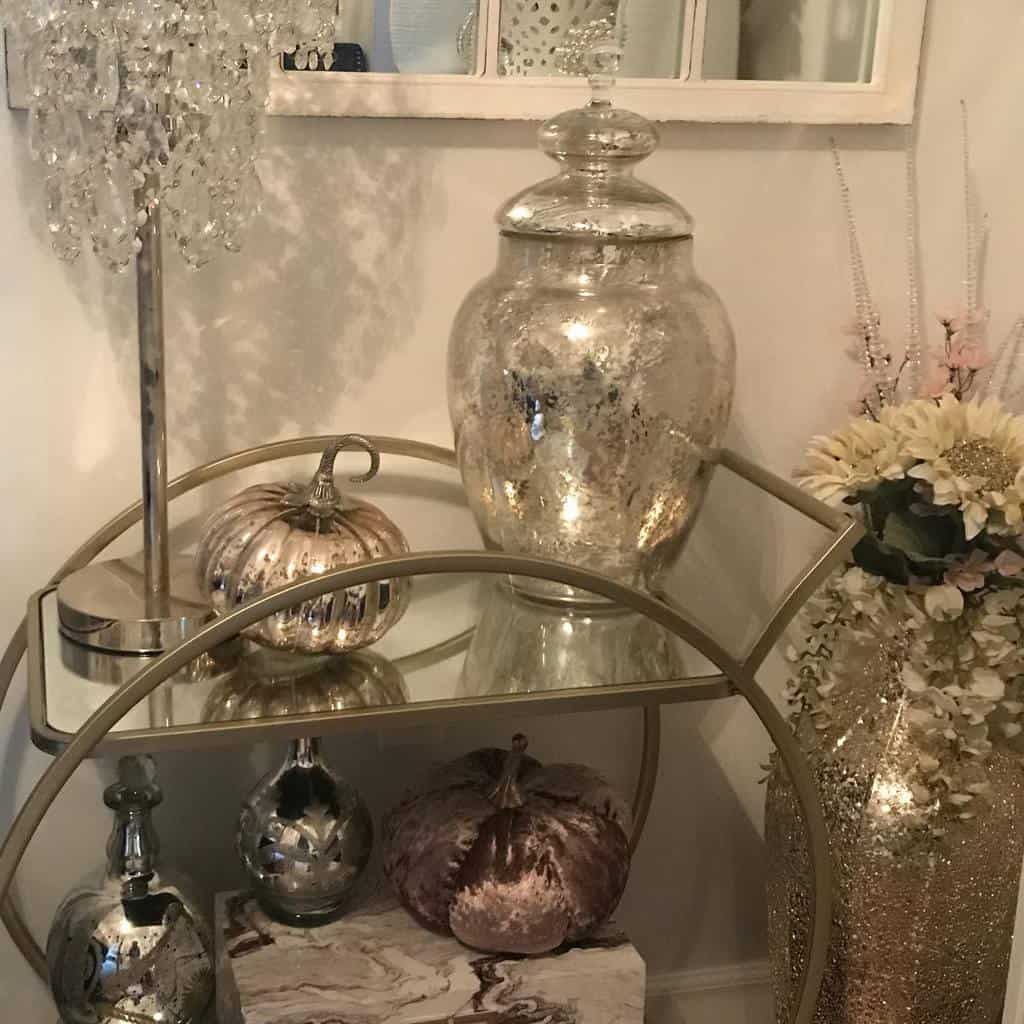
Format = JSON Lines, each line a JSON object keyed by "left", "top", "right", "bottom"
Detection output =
{"left": 498, "top": 99, "right": 693, "bottom": 242}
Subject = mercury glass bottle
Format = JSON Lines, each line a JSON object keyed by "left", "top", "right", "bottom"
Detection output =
{"left": 46, "top": 757, "right": 213, "bottom": 1024}
{"left": 238, "top": 737, "right": 372, "bottom": 924}
{"left": 448, "top": 68, "right": 735, "bottom": 603}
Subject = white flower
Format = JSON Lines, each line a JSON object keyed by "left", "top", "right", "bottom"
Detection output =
{"left": 795, "top": 409, "right": 911, "bottom": 504}
{"left": 970, "top": 667, "right": 1006, "bottom": 700}
{"left": 899, "top": 396, "right": 1024, "bottom": 539}
{"left": 902, "top": 664, "right": 928, "bottom": 692}
{"left": 924, "top": 584, "right": 964, "bottom": 620}
{"left": 994, "top": 549, "right": 1024, "bottom": 576}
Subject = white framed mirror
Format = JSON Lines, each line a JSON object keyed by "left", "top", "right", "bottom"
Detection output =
{"left": 266, "top": 0, "right": 927, "bottom": 123}
{"left": 3, "top": 1, "right": 927, "bottom": 123}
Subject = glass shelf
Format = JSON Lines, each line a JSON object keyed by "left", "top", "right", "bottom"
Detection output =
{"left": 28, "top": 573, "right": 730, "bottom": 757}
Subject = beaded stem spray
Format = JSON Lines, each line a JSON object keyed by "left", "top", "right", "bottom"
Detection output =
{"left": 832, "top": 105, "right": 1024, "bottom": 417}
{"left": 831, "top": 139, "right": 896, "bottom": 418}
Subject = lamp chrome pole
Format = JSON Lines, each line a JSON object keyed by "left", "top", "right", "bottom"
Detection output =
{"left": 54, "top": 177, "right": 212, "bottom": 655}
{"left": 136, "top": 181, "right": 171, "bottom": 621}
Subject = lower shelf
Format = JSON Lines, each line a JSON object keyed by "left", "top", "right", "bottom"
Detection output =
{"left": 216, "top": 890, "right": 646, "bottom": 1024}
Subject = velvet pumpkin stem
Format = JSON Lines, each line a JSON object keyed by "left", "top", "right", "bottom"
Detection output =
{"left": 490, "top": 734, "right": 529, "bottom": 809}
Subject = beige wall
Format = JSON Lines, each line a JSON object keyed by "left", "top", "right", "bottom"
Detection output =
{"left": 3, "top": 2, "right": 1024, "bottom": 1018}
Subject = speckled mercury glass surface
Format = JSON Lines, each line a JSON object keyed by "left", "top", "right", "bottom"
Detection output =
{"left": 766, "top": 630, "right": 1024, "bottom": 1024}
{"left": 448, "top": 100, "right": 735, "bottom": 602}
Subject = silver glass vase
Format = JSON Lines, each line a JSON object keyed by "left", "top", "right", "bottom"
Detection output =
{"left": 766, "top": 630, "right": 1024, "bottom": 1024}
{"left": 46, "top": 757, "right": 214, "bottom": 1024}
{"left": 237, "top": 737, "right": 372, "bottom": 924}
{"left": 448, "top": 99, "right": 734, "bottom": 604}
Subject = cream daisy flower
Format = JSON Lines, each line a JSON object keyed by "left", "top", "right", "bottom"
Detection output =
{"left": 899, "top": 396, "right": 1024, "bottom": 539}
{"left": 796, "top": 408, "right": 912, "bottom": 504}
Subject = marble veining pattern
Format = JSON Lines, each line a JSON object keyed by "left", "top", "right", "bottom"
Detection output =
{"left": 215, "top": 892, "right": 645, "bottom": 1024}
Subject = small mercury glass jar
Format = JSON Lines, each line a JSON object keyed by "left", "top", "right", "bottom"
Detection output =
{"left": 237, "top": 737, "right": 372, "bottom": 924}
{"left": 448, "top": 71, "right": 735, "bottom": 603}
{"left": 46, "top": 757, "right": 213, "bottom": 1024}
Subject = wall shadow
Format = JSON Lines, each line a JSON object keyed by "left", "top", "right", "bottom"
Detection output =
{"left": 8, "top": 108, "right": 436, "bottom": 468}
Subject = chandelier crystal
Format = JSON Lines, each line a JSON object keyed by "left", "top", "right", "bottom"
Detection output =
{"left": 1, "top": 1, "right": 336, "bottom": 270}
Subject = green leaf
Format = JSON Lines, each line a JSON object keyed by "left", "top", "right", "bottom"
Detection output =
{"left": 882, "top": 508, "right": 956, "bottom": 559}
{"left": 852, "top": 536, "right": 911, "bottom": 585}
{"left": 858, "top": 479, "right": 917, "bottom": 538}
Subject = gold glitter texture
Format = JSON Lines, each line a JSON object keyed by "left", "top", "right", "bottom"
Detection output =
{"left": 766, "top": 631, "right": 1024, "bottom": 1024}
{"left": 943, "top": 439, "right": 1018, "bottom": 491}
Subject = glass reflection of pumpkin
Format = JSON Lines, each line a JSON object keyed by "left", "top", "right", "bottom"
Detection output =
{"left": 383, "top": 734, "right": 632, "bottom": 955}
{"left": 201, "top": 646, "right": 408, "bottom": 724}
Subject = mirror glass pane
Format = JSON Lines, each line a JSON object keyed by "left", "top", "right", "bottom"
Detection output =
{"left": 497, "top": 0, "right": 684, "bottom": 78}
{"left": 35, "top": 576, "right": 722, "bottom": 749}
{"left": 703, "top": 0, "right": 880, "bottom": 81}
{"left": 286, "top": 0, "right": 483, "bottom": 75}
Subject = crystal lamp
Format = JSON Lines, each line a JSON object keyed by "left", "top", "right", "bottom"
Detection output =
{"left": 0, "top": 0, "right": 337, "bottom": 652}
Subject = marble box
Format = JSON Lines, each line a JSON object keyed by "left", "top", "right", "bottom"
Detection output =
{"left": 215, "top": 891, "right": 645, "bottom": 1024}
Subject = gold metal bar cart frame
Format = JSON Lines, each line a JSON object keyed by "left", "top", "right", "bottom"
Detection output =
{"left": 0, "top": 435, "right": 863, "bottom": 1024}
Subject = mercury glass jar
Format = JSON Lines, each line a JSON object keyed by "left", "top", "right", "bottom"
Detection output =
{"left": 448, "top": 94, "right": 735, "bottom": 602}
{"left": 46, "top": 757, "right": 213, "bottom": 1024}
{"left": 237, "top": 737, "right": 372, "bottom": 924}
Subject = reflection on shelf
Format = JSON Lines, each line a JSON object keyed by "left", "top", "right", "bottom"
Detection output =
{"left": 458, "top": 579, "right": 683, "bottom": 697}
{"left": 202, "top": 647, "right": 408, "bottom": 723}
{"left": 30, "top": 572, "right": 722, "bottom": 755}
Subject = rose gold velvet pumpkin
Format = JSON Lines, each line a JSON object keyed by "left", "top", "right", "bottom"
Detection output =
{"left": 382, "top": 734, "right": 632, "bottom": 955}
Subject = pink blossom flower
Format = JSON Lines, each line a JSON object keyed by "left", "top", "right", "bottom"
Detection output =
{"left": 919, "top": 361, "right": 953, "bottom": 399}
{"left": 947, "top": 339, "right": 990, "bottom": 371}
{"left": 994, "top": 550, "right": 1024, "bottom": 577}
{"left": 944, "top": 550, "right": 994, "bottom": 591}
{"left": 936, "top": 306, "right": 990, "bottom": 336}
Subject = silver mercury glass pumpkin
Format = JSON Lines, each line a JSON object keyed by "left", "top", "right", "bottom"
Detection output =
{"left": 238, "top": 737, "right": 373, "bottom": 924}
{"left": 195, "top": 434, "right": 410, "bottom": 654}
{"left": 447, "top": 53, "right": 735, "bottom": 603}
{"left": 46, "top": 756, "right": 213, "bottom": 1024}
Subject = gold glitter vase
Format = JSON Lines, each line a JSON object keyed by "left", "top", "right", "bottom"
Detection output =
{"left": 766, "top": 628, "right": 1024, "bottom": 1024}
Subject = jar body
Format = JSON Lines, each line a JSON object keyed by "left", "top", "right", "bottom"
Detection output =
{"left": 47, "top": 878, "right": 213, "bottom": 1024}
{"left": 448, "top": 234, "right": 734, "bottom": 599}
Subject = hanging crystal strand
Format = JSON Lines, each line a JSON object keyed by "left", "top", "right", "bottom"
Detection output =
{"left": 899, "top": 125, "right": 924, "bottom": 402}
{"left": 618, "top": 0, "right": 631, "bottom": 52}
{"left": 961, "top": 100, "right": 979, "bottom": 346}
{"left": 7, "top": 0, "right": 337, "bottom": 269}
{"left": 831, "top": 139, "right": 893, "bottom": 415}
{"left": 978, "top": 318, "right": 1024, "bottom": 408}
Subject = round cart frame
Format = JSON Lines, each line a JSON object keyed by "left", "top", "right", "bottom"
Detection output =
{"left": 0, "top": 435, "right": 862, "bottom": 1024}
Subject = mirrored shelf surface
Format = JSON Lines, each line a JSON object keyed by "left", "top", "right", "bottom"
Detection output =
{"left": 28, "top": 573, "right": 732, "bottom": 757}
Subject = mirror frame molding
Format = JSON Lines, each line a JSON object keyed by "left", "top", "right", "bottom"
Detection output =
{"left": 3, "top": 2, "right": 927, "bottom": 124}
{"left": 266, "top": 0, "right": 927, "bottom": 124}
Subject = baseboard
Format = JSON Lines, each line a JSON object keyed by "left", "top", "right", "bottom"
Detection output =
{"left": 646, "top": 960, "right": 772, "bottom": 1024}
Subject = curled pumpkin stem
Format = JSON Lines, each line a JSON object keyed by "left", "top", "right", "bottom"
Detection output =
{"left": 318, "top": 434, "right": 381, "bottom": 484}
{"left": 304, "top": 435, "right": 381, "bottom": 514}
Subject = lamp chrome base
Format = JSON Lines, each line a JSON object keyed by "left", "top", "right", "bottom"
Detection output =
{"left": 57, "top": 555, "right": 213, "bottom": 655}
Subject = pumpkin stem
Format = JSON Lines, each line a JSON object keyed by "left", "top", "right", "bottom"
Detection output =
{"left": 306, "top": 435, "right": 381, "bottom": 514}
{"left": 490, "top": 734, "right": 529, "bottom": 810}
